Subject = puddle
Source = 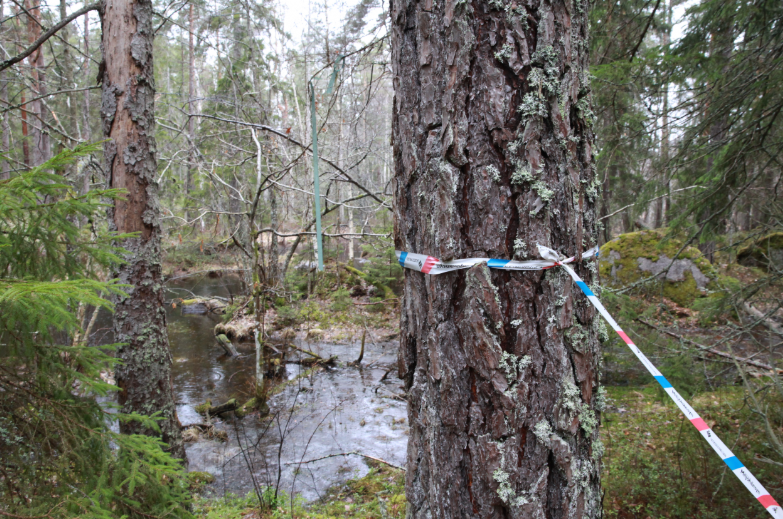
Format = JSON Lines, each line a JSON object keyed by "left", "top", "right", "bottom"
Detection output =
{"left": 161, "top": 274, "right": 407, "bottom": 500}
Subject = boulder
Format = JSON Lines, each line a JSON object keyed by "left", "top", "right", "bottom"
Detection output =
{"left": 600, "top": 230, "right": 717, "bottom": 307}
{"left": 737, "top": 232, "right": 783, "bottom": 270}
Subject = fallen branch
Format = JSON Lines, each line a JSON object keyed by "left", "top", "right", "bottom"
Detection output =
{"left": 288, "top": 343, "right": 322, "bottom": 359}
{"left": 742, "top": 303, "right": 783, "bottom": 337}
{"left": 353, "top": 297, "right": 399, "bottom": 306}
{"left": 636, "top": 318, "right": 780, "bottom": 372}
{"left": 284, "top": 451, "right": 404, "bottom": 471}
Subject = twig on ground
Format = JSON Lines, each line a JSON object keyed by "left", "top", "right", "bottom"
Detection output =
{"left": 285, "top": 451, "right": 404, "bottom": 471}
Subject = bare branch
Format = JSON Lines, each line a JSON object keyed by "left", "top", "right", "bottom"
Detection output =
{"left": 0, "top": 3, "right": 100, "bottom": 73}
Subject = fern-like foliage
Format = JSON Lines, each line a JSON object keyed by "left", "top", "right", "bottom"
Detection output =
{"left": 0, "top": 144, "right": 193, "bottom": 518}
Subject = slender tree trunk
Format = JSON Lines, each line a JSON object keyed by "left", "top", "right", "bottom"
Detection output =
{"left": 100, "top": 0, "right": 186, "bottom": 460}
{"left": 392, "top": 1, "right": 602, "bottom": 517}
{"left": 83, "top": 7, "right": 92, "bottom": 143}
{"left": 269, "top": 174, "right": 280, "bottom": 285}
{"left": 11, "top": 10, "right": 30, "bottom": 169}
{"left": 20, "top": 90, "right": 30, "bottom": 167}
{"left": 25, "top": 0, "right": 50, "bottom": 166}
{"left": 0, "top": 0, "right": 9, "bottom": 180}
{"left": 654, "top": 0, "right": 671, "bottom": 229}
{"left": 185, "top": 1, "right": 195, "bottom": 221}
{"left": 60, "top": 0, "right": 75, "bottom": 147}
{"left": 82, "top": 7, "right": 92, "bottom": 195}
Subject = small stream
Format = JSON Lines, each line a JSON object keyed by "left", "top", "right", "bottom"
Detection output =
{"left": 164, "top": 274, "right": 408, "bottom": 501}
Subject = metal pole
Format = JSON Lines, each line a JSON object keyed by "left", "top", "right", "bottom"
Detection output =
{"left": 308, "top": 81, "right": 324, "bottom": 271}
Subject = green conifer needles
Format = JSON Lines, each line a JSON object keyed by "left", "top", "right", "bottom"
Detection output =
{"left": 0, "top": 144, "right": 193, "bottom": 518}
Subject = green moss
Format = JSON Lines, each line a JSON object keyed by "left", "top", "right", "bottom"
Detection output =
{"left": 660, "top": 270, "right": 702, "bottom": 307}
{"left": 187, "top": 471, "right": 215, "bottom": 490}
{"left": 737, "top": 232, "right": 783, "bottom": 269}
{"left": 194, "top": 400, "right": 212, "bottom": 414}
{"left": 599, "top": 230, "right": 717, "bottom": 307}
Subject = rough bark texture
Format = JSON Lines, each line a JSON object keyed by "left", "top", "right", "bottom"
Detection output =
{"left": 100, "top": 0, "right": 185, "bottom": 460}
{"left": 391, "top": 0, "right": 603, "bottom": 517}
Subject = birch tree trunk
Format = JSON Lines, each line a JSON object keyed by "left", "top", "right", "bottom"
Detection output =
{"left": 391, "top": 1, "right": 603, "bottom": 517}
{"left": 100, "top": 0, "right": 186, "bottom": 460}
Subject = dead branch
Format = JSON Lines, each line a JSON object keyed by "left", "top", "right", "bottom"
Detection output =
{"left": 636, "top": 318, "right": 780, "bottom": 372}
{"left": 284, "top": 451, "right": 404, "bottom": 471}
{"left": 0, "top": 3, "right": 100, "bottom": 73}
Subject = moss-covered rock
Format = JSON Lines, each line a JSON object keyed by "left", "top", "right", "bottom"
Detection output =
{"left": 737, "top": 232, "right": 783, "bottom": 270}
{"left": 600, "top": 230, "right": 718, "bottom": 307}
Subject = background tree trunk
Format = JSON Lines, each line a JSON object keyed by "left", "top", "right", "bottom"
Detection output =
{"left": 100, "top": 0, "right": 185, "bottom": 460}
{"left": 0, "top": 0, "right": 9, "bottom": 180}
{"left": 391, "top": 0, "right": 603, "bottom": 517}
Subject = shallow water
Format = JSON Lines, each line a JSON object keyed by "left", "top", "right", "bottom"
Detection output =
{"left": 162, "top": 274, "right": 407, "bottom": 501}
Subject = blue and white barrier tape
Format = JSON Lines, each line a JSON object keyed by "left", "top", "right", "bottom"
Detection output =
{"left": 395, "top": 244, "right": 782, "bottom": 518}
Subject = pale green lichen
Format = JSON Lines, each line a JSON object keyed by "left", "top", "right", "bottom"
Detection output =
{"left": 561, "top": 380, "right": 599, "bottom": 435}
{"left": 531, "top": 45, "right": 558, "bottom": 65}
{"left": 507, "top": 139, "right": 522, "bottom": 155}
{"left": 562, "top": 380, "right": 581, "bottom": 412}
{"left": 503, "top": 3, "right": 528, "bottom": 27}
{"left": 528, "top": 68, "right": 559, "bottom": 97}
{"left": 518, "top": 92, "right": 547, "bottom": 119}
{"left": 514, "top": 238, "right": 528, "bottom": 258}
{"left": 580, "top": 407, "right": 598, "bottom": 435}
{"left": 585, "top": 175, "right": 601, "bottom": 202}
{"left": 566, "top": 324, "right": 588, "bottom": 350}
{"left": 493, "top": 468, "right": 515, "bottom": 504}
{"left": 572, "top": 463, "right": 590, "bottom": 488}
{"left": 495, "top": 43, "right": 514, "bottom": 63}
{"left": 533, "top": 420, "right": 553, "bottom": 443}
{"left": 576, "top": 97, "right": 595, "bottom": 126}
{"left": 532, "top": 180, "right": 554, "bottom": 202}
{"left": 510, "top": 319, "right": 522, "bottom": 327}
{"left": 487, "top": 164, "right": 501, "bottom": 183}
{"left": 594, "top": 386, "right": 608, "bottom": 412}
{"left": 499, "top": 351, "right": 531, "bottom": 382}
{"left": 493, "top": 468, "right": 529, "bottom": 507}
{"left": 511, "top": 163, "right": 534, "bottom": 185}
{"left": 594, "top": 318, "right": 609, "bottom": 343}
{"left": 592, "top": 438, "right": 605, "bottom": 460}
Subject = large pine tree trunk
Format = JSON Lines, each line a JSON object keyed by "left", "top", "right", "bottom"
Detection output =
{"left": 391, "top": 1, "right": 603, "bottom": 517}
{"left": 100, "top": 0, "right": 185, "bottom": 460}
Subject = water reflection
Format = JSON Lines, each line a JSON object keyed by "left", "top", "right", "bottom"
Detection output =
{"left": 161, "top": 274, "right": 407, "bottom": 501}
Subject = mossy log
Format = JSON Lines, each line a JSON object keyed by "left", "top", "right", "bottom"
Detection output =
{"left": 235, "top": 397, "right": 270, "bottom": 418}
{"left": 215, "top": 334, "right": 238, "bottom": 356}
{"left": 737, "top": 232, "right": 783, "bottom": 270}
{"left": 195, "top": 398, "right": 237, "bottom": 417}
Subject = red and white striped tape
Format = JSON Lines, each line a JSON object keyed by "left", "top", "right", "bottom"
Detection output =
{"left": 395, "top": 244, "right": 782, "bottom": 518}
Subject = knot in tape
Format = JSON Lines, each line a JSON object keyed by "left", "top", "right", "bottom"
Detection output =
{"left": 536, "top": 244, "right": 566, "bottom": 263}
